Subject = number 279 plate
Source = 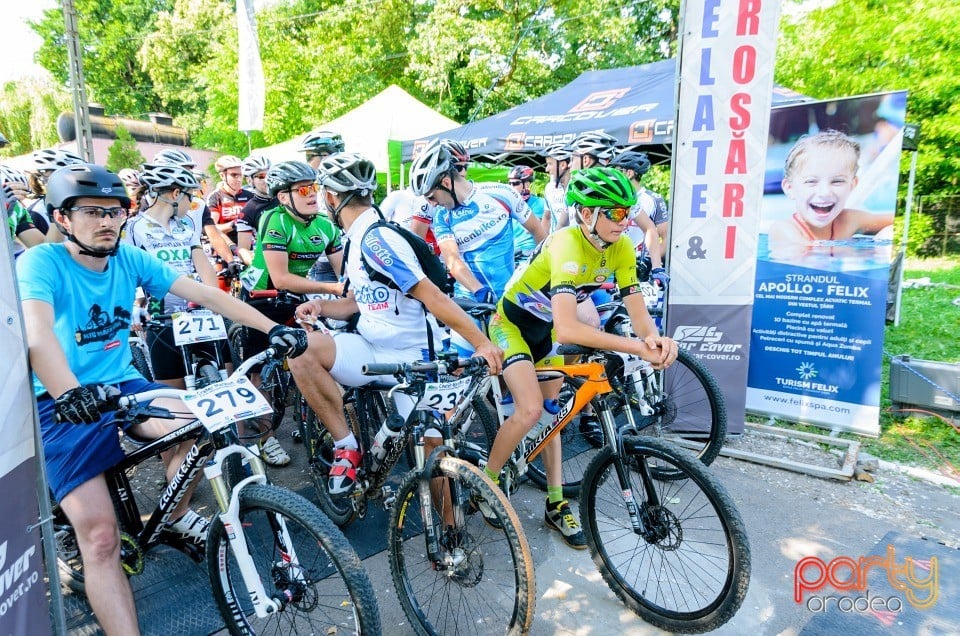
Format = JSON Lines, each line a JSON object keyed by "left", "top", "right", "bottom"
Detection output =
{"left": 181, "top": 376, "right": 272, "bottom": 431}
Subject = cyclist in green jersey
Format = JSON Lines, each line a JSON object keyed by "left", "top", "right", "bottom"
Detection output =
{"left": 241, "top": 161, "right": 344, "bottom": 296}
{"left": 483, "top": 167, "right": 678, "bottom": 549}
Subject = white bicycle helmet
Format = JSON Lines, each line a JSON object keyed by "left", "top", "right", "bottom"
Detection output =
{"left": 241, "top": 154, "right": 272, "bottom": 177}
{"left": 566, "top": 132, "right": 618, "bottom": 160}
{"left": 151, "top": 148, "right": 196, "bottom": 169}
{"left": 32, "top": 148, "right": 85, "bottom": 171}
{"left": 117, "top": 168, "right": 143, "bottom": 190}
{"left": 0, "top": 164, "right": 30, "bottom": 188}
{"left": 214, "top": 155, "right": 243, "bottom": 174}
{"left": 409, "top": 140, "right": 455, "bottom": 196}
{"left": 140, "top": 163, "right": 200, "bottom": 192}
{"left": 540, "top": 142, "right": 572, "bottom": 162}
{"left": 316, "top": 153, "right": 377, "bottom": 195}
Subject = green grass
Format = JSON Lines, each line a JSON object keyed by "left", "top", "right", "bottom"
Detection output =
{"left": 762, "top": 256, "right": 960, "bottom": 474}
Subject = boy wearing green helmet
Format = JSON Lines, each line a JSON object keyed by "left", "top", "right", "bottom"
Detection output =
{"left": 483, "top": 166, "right": 678, "bottom": 549}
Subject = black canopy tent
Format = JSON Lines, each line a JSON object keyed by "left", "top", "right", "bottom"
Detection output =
{"left": 400, "top": 58, "right": 807, "bottom": 167}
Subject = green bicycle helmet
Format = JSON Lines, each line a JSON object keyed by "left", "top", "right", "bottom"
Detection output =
{"left": 566, "top": 166, "right": 637, "bottom": 209}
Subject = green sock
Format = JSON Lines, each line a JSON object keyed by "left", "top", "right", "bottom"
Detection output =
{"left": 547, "top": 485, "right": 563, "bottom": 505}
{"left": 483, "top": 466, "right": 500, "bottom": 485}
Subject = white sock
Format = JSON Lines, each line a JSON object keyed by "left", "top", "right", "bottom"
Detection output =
{"left": 334, "top": 433, "right": 358, "bottom": 450}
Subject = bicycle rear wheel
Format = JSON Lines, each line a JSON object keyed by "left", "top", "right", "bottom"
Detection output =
{"left": 206, "top": 483, "right": 379, "bottom": 635}
{"left": 618, "top": 348, "right": 727, "bottom": 480}
{"left": 581, "top": 437, "right": 750, "bottom": 634}
{"left": 389, "top": 457, "right": 535, "bottom": 635}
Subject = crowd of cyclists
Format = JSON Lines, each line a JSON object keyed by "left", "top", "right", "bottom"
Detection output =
{"left": 4, "top": 128, "right": 679, "bottom": 634}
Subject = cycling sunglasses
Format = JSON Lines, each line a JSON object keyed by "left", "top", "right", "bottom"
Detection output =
{"left": 290, "top": 183, "right": 319, "bottom": 196}
{"left": 597, "top": 206, "right": 631, "bottom": 223}
{"left": 68, "top": 205, "right": 127, "bottom": 219}
{"left": 508, "top": 180, "right": 531, "bottom": 187}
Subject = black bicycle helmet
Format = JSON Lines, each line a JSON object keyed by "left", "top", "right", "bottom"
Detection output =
{"left": 298, "top": 131, "right": 345, "bottom": 156}
{"left": 46, "top": 164, "right": 131, "bottom": 215}
{"left": 266, "top": 161, "right": 317, "bottom": 197}
{"left": 316, "top": 153, "right": 377, "bottom": 195}
{"left": 609, "top": 150, "right": 651, "bottom": 176}
{"left": 409, "top": 140, "right": 455, "bottom": 197}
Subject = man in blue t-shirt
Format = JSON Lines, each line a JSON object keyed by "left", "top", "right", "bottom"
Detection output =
{"left": 16, "top": 164, "right": 308, "bottom": 636}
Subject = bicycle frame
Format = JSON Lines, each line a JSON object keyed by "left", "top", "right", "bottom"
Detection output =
{"left": 91, "top": 349, "right": 299, "bottom": 619}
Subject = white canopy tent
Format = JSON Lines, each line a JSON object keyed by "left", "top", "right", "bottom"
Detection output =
{"left": 254, "top": 85, "right": 458, "bottom": 188}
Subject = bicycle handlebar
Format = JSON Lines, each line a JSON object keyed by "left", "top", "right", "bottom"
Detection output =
{"left": 362, "top": 355, "right": 489, "bottom": 378}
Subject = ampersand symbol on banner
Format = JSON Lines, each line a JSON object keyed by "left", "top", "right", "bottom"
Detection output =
{"left": 687, "top": 236, "right": 706, "bottom": 259}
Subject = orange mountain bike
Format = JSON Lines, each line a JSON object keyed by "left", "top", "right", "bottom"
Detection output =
{"left": 494, "top": 343, "right": 750, "bottom": 634}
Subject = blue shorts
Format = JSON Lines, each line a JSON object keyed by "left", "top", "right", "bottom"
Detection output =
{"left": 37, "top": 377, "right": 168, "bottom": 502}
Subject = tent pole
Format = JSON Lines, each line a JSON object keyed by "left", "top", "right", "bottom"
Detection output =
{"left": 893, "top": 148, "right": 919, "bottom": 327}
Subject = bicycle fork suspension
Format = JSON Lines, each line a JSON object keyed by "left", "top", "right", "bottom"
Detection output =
{"left": 598, "top": 404, "right": 648, "bottom": 536}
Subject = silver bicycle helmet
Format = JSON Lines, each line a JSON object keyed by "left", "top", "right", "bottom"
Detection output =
{"left": 566, "top": 132, "right": 619, "bottom": 160}
{"left": 409, "top": 140, "right": 455, "bottom": 196}
{"left": 316, "top": 153, "right": 377, "bottom": 195}
{"left": 139, "top": 163, "right": 200, "bottom": 192}
{"left": 540, "top": 142, "right": 572, "bottom": 162}
{"left": 117, "top": 168, "right": 143, "bottom": 190}
{"left": 151, "top": 148, "right": 196, "bottom": 169}
{"left": 33, "top": 148, "right": 85, "bottom": 171}
{"left": 0, "top": 164, "right": 31, "bottom": 188}
{"left": 241, "top": 154, "right": 272, "bottom": 177}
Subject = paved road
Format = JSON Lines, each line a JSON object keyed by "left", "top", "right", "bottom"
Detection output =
{"left": 262, "top": 435, "right": 960, "bottom": 635}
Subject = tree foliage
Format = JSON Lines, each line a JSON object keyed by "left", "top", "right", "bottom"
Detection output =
{"left": 0, "top": 79, "right": 71, "bottom": 158}
{"left": 105, "top": 125, "right": 145, "bottom": 172}
{"left": 31, "top": 0, "right": 173, "bottom": 117}
{"left": 777, "top": 0, "right": 960, "bottom": 203}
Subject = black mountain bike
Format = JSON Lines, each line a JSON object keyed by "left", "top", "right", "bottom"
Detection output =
{"left": 301, "top": 353, "right": 535, "bottom": 635}
{"left": 52, "top": 348, "right": 380, "bottom": 635}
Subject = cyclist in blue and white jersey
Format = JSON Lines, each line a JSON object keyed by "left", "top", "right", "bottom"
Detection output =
{"left": 412, "top": 140, "right": 546, "bottom": 306}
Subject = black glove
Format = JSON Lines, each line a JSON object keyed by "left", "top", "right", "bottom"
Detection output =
{"left": 55, "top": 384, "right": 121, "bottom": 424}
{"left": 650, "top": 267, "right": 670, "bottom": 289}
{"left": 226, "top": 259, "right": 244, "bottom": 277}
{"left": 473, "top": 286, "right": 496, "bottom": 306}
{"left": 268, "top": 325, "right": 309, "bottom": 359}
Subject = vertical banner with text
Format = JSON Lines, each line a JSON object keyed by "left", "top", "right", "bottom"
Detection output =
{"left": 668, "top": 0, "right": 783, "bottom": 432}
{"left": 745, "top": 93, "right": 906, "bottom": 435}
{"left": 0, "top": 229, "right": 51, "bottom": 633}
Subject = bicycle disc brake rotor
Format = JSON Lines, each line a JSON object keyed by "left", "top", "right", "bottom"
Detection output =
{"left": 641, "top": 505, "right": 682, "bottom": 550}
{"left": 272, "top": 562, "right": 319, "bottom": 611}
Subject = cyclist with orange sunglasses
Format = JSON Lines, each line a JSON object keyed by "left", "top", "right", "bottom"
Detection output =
{"left": 483, "top": 166, "right": 678, "bottom": 549}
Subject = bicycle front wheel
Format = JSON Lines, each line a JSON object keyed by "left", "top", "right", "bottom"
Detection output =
{"left": 581, "top": 437, "right": 750, "bottom": 634}
{"left": 389, "top": 457, "right": 535, "bottom": 636}
{"left": 206, "top": 483, "right": 380, "bottom": 635}
{"left": 620, "top": 348, "right": 727, "bottom": 480}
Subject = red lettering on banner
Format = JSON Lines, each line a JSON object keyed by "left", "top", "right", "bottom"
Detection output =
{"left": 723, "top": 183, "right": 745, "bottom": 216}
{"left": 737, "top": 0, "right": 762, "bottom": 35}
{"left": 725, "top": 136, "right": 747, "bottom": 174}
{"left": 725, "top": 225, "right": 737, "bottom": 258}
{"left": 729, "top": 93, "right": 752, "bottom": 130}
{"left": 732, "top": 46, "right": 757, "bottom": 84}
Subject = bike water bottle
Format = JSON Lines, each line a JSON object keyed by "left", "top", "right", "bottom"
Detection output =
{"left": 526, "top": 398, "right": 560, "bottom": 445}
{"left": 369, "top": 412, "right": 405, "bottom": 472}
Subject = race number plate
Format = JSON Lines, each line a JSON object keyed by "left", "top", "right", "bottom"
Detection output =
{"left": 172, "top": 310, "right": 227, "bottom": 345}
{"left": 182, "top": 376, "right": 272, "bottom": 432}
{"left": 417, "top": 377, "right": 472, "bottom": 411}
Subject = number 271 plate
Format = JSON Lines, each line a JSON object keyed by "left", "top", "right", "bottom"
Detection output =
{"left": 182, "top": 376, "right": 272, "bottom": 431}
{"left": 172, "top": 310, "right": 227, "bottom": 345}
